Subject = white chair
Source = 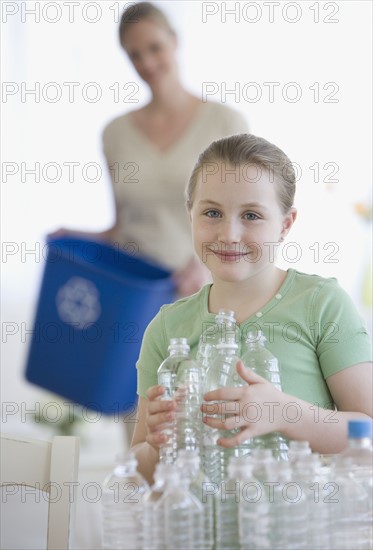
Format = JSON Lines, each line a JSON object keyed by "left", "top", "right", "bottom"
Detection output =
{"left": 0, "top": 434, "right": 80, "bottom": 550}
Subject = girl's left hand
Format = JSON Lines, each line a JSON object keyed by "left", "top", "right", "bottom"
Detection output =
{"left": 201, "top": 360, "right": 287, "bottom": 447}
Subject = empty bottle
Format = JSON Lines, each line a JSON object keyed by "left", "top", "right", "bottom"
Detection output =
{"left": 161, "top": 464, "right": 204, "bottom": 549}
{"left": 249, "top": 448, "right": 276, "bottom": 483}
{"left": 202, "top": 335, "right": 244, "bottom": 485}
{"left": 142, "top": 462, "right": 175, "bottom": 550}
{"left": 288, "top": 440, "right": 312, "bottom": 465}
{"left": 176, "top": 449, "right": 214, "bottom": 550}
{"left": 237, "top": 460, "right": 270, "bottom": 550}
{"left": 263, "top": 461, "right": 308, "bottom": 549}
{"left": 174, "top": 350, "right": 204, "bottom": 455}
{"left": 101, "top": 452, "right": 149, "bottom": 549}
{"left": 214, "top": 456, "right": 244, "bottom": 550}
{"left": 197, "top": 309, "right": 240, "bottom": 371}
{"left": 330, "top": 419, "right": 373, "bottom": 549}
{"left": 157, "top": 337, "right": 190, "bottom": 463}
{"left": 292, "top": 453, "right": 332, "bottom": 549}
{"left": 241, "top": 330, "right": 289, "bottom": 460}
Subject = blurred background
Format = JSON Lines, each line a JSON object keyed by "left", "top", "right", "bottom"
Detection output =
{"left": 1, "top": 1, "right": 372, "bottom": 547}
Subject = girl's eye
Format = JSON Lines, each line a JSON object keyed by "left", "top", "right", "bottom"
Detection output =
{"left": 205, "top": 210, "right": 221, "bottom": 218}
{"left": 244, "top": 212, "right": 260, "bottom": 221}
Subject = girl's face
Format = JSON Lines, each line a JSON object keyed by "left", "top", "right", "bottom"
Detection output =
{"left": 190, "top": 163, "right": 296, "bottom": 284}
{"left": 121, "top": 19, "right": 178, "bottom": 90}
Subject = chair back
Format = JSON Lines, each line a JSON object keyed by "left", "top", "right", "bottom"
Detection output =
{"left": 0, "top": 434, "right": 80, "bottom": 550}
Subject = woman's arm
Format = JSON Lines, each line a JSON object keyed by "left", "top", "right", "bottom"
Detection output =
{"left": 202, "top": 361, "right": 372, "bottom": 455}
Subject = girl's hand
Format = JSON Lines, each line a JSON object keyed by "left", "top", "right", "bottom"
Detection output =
{"left": 144, "top": 384, "right": 177, "bottom": 451}
{"left": 201, "top": 360, "right": 287, "bottom": 447}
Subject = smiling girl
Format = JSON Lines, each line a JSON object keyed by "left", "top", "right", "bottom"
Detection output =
{"left": 130, "top": 134, "right": 372, "bottom": 484}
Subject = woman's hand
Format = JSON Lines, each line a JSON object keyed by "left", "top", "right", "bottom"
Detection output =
{"left": 173, "top": 256, "right": 212, "bottom": 297}
{"left": 201, "top": 360, "right": 287, "bottom": 447}
{"left": 47, "top": 227, "right": 116, "bottom": 242}
{"left": 144, "top": 384, "right": 177, "bottom": 451}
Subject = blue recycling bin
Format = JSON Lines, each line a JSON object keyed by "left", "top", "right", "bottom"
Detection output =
{"left": 25, "top": 237, "right": 176, "bottom": 413}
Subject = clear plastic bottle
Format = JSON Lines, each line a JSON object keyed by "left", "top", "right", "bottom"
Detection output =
{"left": 288, "top": 440, "right": 312, "bottom": 465}
{"left": 142, "top": 462, "right": 173, "bottom": 550}
{"left": 335, "top": 419, "right": 373, "bottom": 479}
{"left": 237, "top": 459, "right": 270, "bottom": 550}
{"left": 202, "top": 336, "right": 244, "bottom": 485}
{"left": 250, "top": 448, "right": 276, "bottom": 483}
{"left": 241, "top": 330, "right": 289, "bottom": 460}
{"left": 176, "top": 449, "right": 214, "bottom": 550}
{"left": 330, "top": 419, "right": 373, "bottom": 549}
{"left": 292, "top": 453, "right": 332, "bottom": 549}
{"left": 263, "top": 461, "right": 308, "bottom": 550}
{"left": 157, "top": 337, "right": 190, "bottom": 463}
{"left": 160, "top": 464, "right": 204, "bottom": 549}
{"left": 174, "top": 350, "right": 204, "bottom": 455}
{"left": 101, "top": 452, "right": 149, "bottom": 549}
{"left": 197, "top": 309, "right": 240, "bottom": 371}
{"left": 214, "top": 456, "right": 244, "bottom": 550}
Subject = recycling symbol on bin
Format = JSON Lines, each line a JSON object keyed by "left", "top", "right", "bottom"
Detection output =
{"left": 56, "top": 277, "right": 101, "bottom": 329}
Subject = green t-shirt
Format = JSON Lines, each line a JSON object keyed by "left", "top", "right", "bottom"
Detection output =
{"left": 136, "top": 269, "right": 372, "bottom": 408}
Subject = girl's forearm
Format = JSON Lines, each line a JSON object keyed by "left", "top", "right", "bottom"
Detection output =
{"left": 130, "top": 441, "right": 159, "bottom": 485}
{"left": 279, "top": 392, "right": 372, "bottom": 454}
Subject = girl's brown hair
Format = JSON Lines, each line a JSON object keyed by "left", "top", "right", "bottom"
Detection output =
{"left": 186, "top": 133, "right": 296, "bottom": 214}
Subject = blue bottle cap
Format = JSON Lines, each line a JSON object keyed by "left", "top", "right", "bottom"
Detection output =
{"left": 348, "top": 419, "right": 372, "bottom": 438}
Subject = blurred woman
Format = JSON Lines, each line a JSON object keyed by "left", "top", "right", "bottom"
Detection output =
{"left": 53, "top": 2, "right": 248, "bottom": 296}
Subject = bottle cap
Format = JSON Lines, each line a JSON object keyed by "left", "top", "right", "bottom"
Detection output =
{"left": 348, "top": 419, "right": 372, "bottom": 438}
{"left": 245, "top": 330, "right": 265, "bottom": 344}
{"left": 216, "top": 309, "right": 236, "bottom": 323}
{"left": 168, "top": 337, "right": 190, "bottom": 353}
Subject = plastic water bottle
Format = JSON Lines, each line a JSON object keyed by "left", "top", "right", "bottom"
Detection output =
{"left": 335, "top": 419, "right": 373, "bottom": 481}
{"left": 241, "top": 330, "right": 289, "bottom": 460}
{"left": 176, "top": 449, "right": 214, "bottom": 550}
{"left": 214, "top": 456, "right": 244, "bottom": 550}
{"left": 101, "top": 452, "right": 149, "bottom": 549}
{"left": 161, "top": 464, "right": 204, "bottom": 549}
{"left": 263, "top": 461, "right": 308, "bottom": 549}
{"left": 288, "top": 440, "right": 312, "bottom": 465}
{"left": 202, "top": 335, "right": 243, "bottom": 485}
{"left": 157, "top": 337, "right": 190, "bottom": 463}
{"left": 249, "top": 448, "right": 276, "bottom": 483}
{"left": 292, "top": 453, "right": 332, "bottom": 549}
{"left": 142, "top": 462, "right": 174, "bottom": 550}
{"left": 330, "top": 419, "right": 373, "bottom": 549}
{"left": 174, "top": 350, "right": 204, "bottom": 455}
{"left": 237, "top": 459, "right": 270, "bottom": 550}
{"left": 197, "top": 309, "right": 240, "bottom": 371}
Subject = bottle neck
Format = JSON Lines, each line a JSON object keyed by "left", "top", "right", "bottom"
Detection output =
{"left": 169, "top": 349, "right": 189, "bottom": 357}
{"left": 246, "top": 341, "right": 264, "bottom": 351}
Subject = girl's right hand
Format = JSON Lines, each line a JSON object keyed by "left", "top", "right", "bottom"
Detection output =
{"left": 145, "top": 385, "right": 176, "bottom": 451}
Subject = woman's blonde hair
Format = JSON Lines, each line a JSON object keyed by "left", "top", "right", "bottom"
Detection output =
{"left": 186, "top": 133, "right": 296, "bottom": 214}
{"left": 119, "top": 2, "right": 175, "bottom": 46}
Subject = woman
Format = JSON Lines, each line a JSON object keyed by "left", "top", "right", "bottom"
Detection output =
{"left": 54, "top": 2, "right": 248, "bottom": 297}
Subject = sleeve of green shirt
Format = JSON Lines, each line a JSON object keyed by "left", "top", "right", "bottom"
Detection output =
{"left": 136, "top": 307, "right": 169, "bottom": 399}
{"left": 312, "top": 278, "right": 372, "bottom": 378}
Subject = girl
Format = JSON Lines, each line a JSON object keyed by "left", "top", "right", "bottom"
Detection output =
{"left": 130, "top": 133, "right": 372, "bottom": 484}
